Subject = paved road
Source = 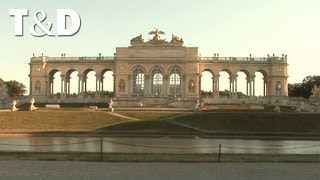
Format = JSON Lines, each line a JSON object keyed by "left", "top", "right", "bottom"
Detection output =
{"left": 0, "top": 161, "right": 319, "bottom": 180}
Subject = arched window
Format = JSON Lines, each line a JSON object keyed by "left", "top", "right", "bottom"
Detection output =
{"left": 151, "top": 68, "right": 163, "bottom": 95}
{"left": 133, "top": 68, "right": 144, "bottom": 97}
{"left": 169, "top": 68, "right": 181, "bottom": 95}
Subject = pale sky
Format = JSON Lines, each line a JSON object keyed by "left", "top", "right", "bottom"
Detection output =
{"left": 0, "top": 0, "right": 319, "bottom": 94}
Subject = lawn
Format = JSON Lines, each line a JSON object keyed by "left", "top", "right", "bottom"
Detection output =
{"left": 0, "top": 109, "right": 182, "bottom": 132}
{"left": 0, "top": 111, "right": 123, "bottom": 131}
{"left": 100, "top": 112, "right": 320, "bottom": 134}
{"left": 1, "top": 109, "right": 320, "bottom": 135}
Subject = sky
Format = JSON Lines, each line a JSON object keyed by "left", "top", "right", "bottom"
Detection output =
{"left": 0, "top": 0, "right": 319, "bottom": 94}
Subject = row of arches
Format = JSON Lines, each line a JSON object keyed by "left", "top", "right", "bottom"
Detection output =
{"left": 132, "top": 66, "right": 182, "bottom": 97}
{"left": 47, "top": 69, "right": 114, "bottom": 95}
{"left": 200, "top": 70, "right": 267, "bottom": 97}
{"left": 36, "top": 67, "right": 273, "bottom": 98}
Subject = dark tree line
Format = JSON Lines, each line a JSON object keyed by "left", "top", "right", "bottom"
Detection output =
{"left": 288, "top": 76, "right": 320, "bottom": 98}
{"left": 0, "top": 78, "right": 27, "bottom": 98}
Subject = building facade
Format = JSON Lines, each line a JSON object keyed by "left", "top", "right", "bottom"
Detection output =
{"left": 29, "top": 30, "right": 288, "bottom": 108}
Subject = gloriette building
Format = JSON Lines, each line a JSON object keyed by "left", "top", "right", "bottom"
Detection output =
{"left": 29, "top": 29, "right": 288, "bottom": 108}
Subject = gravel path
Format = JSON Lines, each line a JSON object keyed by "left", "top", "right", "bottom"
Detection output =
{"left": 0, "top": 161, "right": 319, "bottom": 180}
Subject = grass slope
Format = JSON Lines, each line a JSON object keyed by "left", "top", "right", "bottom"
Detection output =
{"left": 101, "top": 112, "right": 320, "bottom": 134}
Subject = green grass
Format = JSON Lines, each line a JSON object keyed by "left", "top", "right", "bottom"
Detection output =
{"left": 0, "top": 109, "right": 182, "bottom": 132}
{"left": 1, "top": 109, "right": 320, "bottom": 134}
{"left": 100, "top": 112, "right": 320, "bottom": 134}
{"left": 0, "top": 110, "right": 127, "bottom": 131}
{"left": 172, "top": 112, "right": 320, "bottom": 133}
{"left": 115, "top": 111, "right": 183, "bottom": 120}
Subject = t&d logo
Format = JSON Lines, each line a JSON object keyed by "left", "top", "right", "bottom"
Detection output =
{"left": 9, "top": 9, "right": 81, "bottom": 37}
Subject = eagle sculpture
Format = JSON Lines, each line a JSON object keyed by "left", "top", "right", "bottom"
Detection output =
{"left": 148, "top": 28, "right": 165, "bottom": 41}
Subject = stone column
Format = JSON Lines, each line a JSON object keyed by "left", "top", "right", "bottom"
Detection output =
{"left": 144, "top": 75, "right": 150, "bottom": 96}
{"left": 61, "top": 75, "right": 67, "bottom": 98}
{"left": 45, "top": 79, "right": 49, "bottom": 97}
{"left": 84, "top": 76, "right": 87, "bottom": 92}
{"left": 113, "top": 74, "right": 116, "bottom": 95}
{"left": 162, "top": 75, "right": 168, "bottom": 97}
{"left": 199, "top": 74, "right": 202, "bottom": 98}
{"left": 128, "top": 75, "right": 132, "bottom": 96}
{"left": 181, "top": 74, "right": 185, "bottom": 96}
{"left": 78, "top": 74, "right": 83, "bottom": 94}
{"left": 60, "top": 75, "right": 66, "bottom": 95}
{"left": 99, "top": 76, "right": 105, "bottom": 94}
{"left": 247, "top": 75, "right": 255, "bottom": 97}
{"left": 95, "top": 74, "right": 101, "bottom": 94}
{"left": 230, "top": 75, "right": 237, "bottom": 94}
{"left": 30, "top": 81, "right": 33, "bottom": 96}
{"left": 49, "top": 77, "right": 54, "bottom": 95}
{"left": 263, "top": 77, "right": 267, "bottom": 96}
{"left": 45, "top": 77, "right": 49, "bottom": 96}
{"left": 213, "top": 75, "right": 220, "bottom": 98}
{"left": 66, "top": 76, "right": 71, "bottom": 95}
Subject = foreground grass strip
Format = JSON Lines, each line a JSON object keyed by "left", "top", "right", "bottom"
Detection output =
{"left": 165, "top": 112, "right": 320, "bottom": 133}
{"left": 0, "top": 111, "right": 129, "bottom": 131}
{"left": 1, "top": 152, "right": 320, "bottom": 163}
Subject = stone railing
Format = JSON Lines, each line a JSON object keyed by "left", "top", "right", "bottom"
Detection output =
{"left": 200, "top": 56, "right": 287, "bottom": 63}
{"left": 31, "top": 56, "right": 115, "bottom": 62}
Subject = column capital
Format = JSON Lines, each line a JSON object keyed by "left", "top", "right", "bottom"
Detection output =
{"left": 213, "top": 74, "right": 220, "bottom": 78}
{"left": 229, "top": 75, "right": 238, "bottom": 82}
{"left": 247, "top": 75, "right": 256, "bottom": 81}
{"left": 145, "top": 75, "right": 151, "bottom": 80}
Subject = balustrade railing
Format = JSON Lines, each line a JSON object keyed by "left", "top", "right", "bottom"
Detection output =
{"left": 200, "top": 56, "right": 287, "bottom": 62}
{"left": 31, "top": 56, "right": 115, "bottom": 62}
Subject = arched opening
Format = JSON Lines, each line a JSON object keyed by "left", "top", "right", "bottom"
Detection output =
{"left": 201, "top": 70, "right": 213, "bottom": 96}
{"left": 237, "top": 71, "right": 248, "bottom": 98}
{"left": 69, "top": 71, "right": 79, "bottom": 94}
{"left": 49, "top": 70, "right": 61, "bottom": 96}
{"left": 219, "top": 70, "right": 231, "bottom": 97}
{"left": 151, "top": 68, "right": 163, "bottom": 96}
{"left": 83, "top": 69, "right": 96, "bottom": 97}
{"left": 66, "top": 70, "right": 79, "bottom": 97}
{"left": 102, "top": 70, "right": 114, "bottom": 97}
{"left": 255, "top": 71, "right": 267, "bottom": 96}
{"left": 169, "top": 67, "right": 181, "bottom": 96}
{"left": 133, "top": 68, "right": 144, "bottom": 97}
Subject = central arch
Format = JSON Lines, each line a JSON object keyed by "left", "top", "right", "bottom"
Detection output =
{"left": 151, "top": 67, "right": 163, "bottom": 96}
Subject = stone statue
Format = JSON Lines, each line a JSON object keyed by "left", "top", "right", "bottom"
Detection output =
{"left": 29, "top": 98, "right": 38, "bottom": 111}
{"left": 11, "top": 100, "right": 18, "bottom": 112}
{"left": 171, "top": 34, "right": 184, "bottom": 44}
{"left": 148, "top": 28, "right": 165, "bottom": 41}
{"left": 108, "top": 99, "right": 114, "bottom": 112}
{"left": 139, "top": 99, "right": 144, "bottom": 107}
{"left": 273, "top": 106, "right": 281, "bottom": 113}
{"left": 130, "top": 35, "right": 144, "bottom": 45}
{"left": 195, "top": 100, "right": 200, "bottom": 111}
{"left": 188, "top": 80, "right": 195, "bottom": 92}
{"left": 119, "top": 79, "right": 125, "bottom": 92}
{"left": 309, "top": 84, "right": 320, "bottom": 102}
{"left": 275, "top": 82, "right": 282, "bottom": 95}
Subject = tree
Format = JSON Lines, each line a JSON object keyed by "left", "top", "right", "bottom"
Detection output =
{"left": 5, "top": 80, "right": 27, "bottom": 98}
{"left": 0, "top": 78, "right": 5, "bottom": 87}
{"left": 288, "top": 76, "right": 320, "bottom": 98}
